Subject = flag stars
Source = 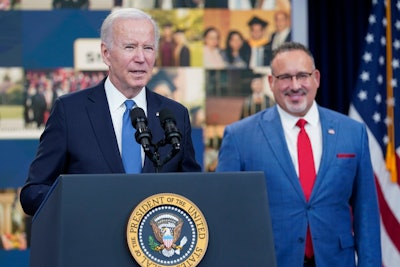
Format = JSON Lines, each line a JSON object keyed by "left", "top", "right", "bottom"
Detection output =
{"left": 366, "top": 33, "right": 374, "bottom": 44}
{"left": 381, "top": 36, "right": 386, "bottom": 46}
{"left": 394, "top": 39, "right": 400, "bottom": 49}
{"left": 358, "top": 90, "right": 368, "bottom": 101}
{"left": 360, "top": 71, "right": 370, "bottom": 82}
{"left": 369, "top": 14, "right": 377, "bottom": 25}
{"left": 363, "top": 52, "right": 373, "bottom": 63}
{"left": 375, "top": 93, "right": 382, "bottom": 104}
{"left": 383, "top": 135, "right": 389, "bottom": 145}
{"left": 379, "top": 55, "right": 385, "bottom": 65}
{"left": 372, "top": 112, "right": 381, "bottom": 123}
{"left": 384, "top": 116, "right": 393, "bottom": 127}
{"left": 395, "top": 20, "right": 400, "bottom": 30}
{"left": 386, "top": 96, "right": 396, "bottom": 107}
{"left": 391, "top": 78, "right": 397, "bottom": 88}
{"left": 392, "top": 58, "right": 399, "bottom": 69}
{"left": 377, "top": 74, "right": 384, "bottom": 84}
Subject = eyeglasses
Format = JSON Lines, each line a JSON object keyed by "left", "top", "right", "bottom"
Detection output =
{"left": 273, "top": 70, "right": 315, "bottom": 84}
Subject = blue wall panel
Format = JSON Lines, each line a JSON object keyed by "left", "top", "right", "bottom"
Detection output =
{"left": 0, "top": 139, "right": 38, "bottom": 188}
{"left": 0, "top": 250, "right": 30, "bottom": 267}
{"left": 0, "top": 11, "right": 22, "bottom": 66}
{"left": 22, "top": 10, "right": 109, "bottom": 68}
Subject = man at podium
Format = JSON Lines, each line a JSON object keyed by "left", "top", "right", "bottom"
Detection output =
{"left": 20, "top": 8, "right": 201, "bottom": 217}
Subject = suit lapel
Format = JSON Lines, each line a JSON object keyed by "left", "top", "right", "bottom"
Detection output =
{"left": 259, "top": 107, "right": 306, "bottom": 200}
{"left": 310, "top": 107, "right": 339, "bottom": 200}
{"left": 145, "top": 89, "right": 163, "bottom": 133}
{"left": 85, "top": 82, "right": 125, "bottom": 173}
{"left": 142, "top": 89, "right": 164, "bottom": 171}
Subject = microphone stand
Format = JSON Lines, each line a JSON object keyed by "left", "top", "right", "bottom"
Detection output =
{"left": 131, "top": 107, "right": 181, "bottom": 173}
{"left": 143, "top": 139, "right": 180, "bottom": 173}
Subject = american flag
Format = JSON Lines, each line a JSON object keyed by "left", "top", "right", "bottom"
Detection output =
{"left": 348, "top": 0, "right": 400, "bottom": 266}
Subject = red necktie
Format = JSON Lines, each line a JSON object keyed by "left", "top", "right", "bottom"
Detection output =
{"left": 296, "top": 118, "right": 316, "bottom": 258}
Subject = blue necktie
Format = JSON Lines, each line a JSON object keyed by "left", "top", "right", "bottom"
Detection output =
{"left": 122, "top": 100, "right": 142, "bottom": 173}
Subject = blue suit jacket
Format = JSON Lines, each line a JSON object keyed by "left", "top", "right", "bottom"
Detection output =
{"left": 20, "top": 79, "right": 201, "bottom": 216}
{"left": 216, "top": 105, "right": 381, "bottom": 267}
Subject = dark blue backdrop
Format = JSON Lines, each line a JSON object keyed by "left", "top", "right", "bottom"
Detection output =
{"left": 1, "top": 11, "right": 110, "bottom": 67}
{"left": 22, "top": 10, "right": 108, "bottom": 68}
{"left": 308, "top": 0, "right": 373, "bottom": 114}
{"left": 0, "top": 11, "right": 22, "bottom": 66}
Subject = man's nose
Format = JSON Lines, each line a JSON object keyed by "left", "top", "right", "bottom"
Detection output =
{"left": 133, "top": 47, "right": 145, "bottom": 61}
{"left": 290, "top": 76, "right": 302, "bottom": 88}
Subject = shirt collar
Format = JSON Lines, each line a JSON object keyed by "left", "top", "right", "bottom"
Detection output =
{"left": 277, "top": 28, "right": 290, "bottom": 38}
{"left": 104, "top": 77, "right": 147, "bottom": 115}
{"left": 277, "top": 101, "right": 319, "bottom": 130}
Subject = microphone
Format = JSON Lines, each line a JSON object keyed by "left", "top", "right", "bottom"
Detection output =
{"left": 159, "top": 108, "right": 182, "bottom": 150}
{"left": 130, "top": 107, "right": 152, "bottom": 151}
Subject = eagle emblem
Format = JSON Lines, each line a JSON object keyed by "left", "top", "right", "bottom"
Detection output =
{"left": 149, "top": 213, "right": 188, "bottom": 257}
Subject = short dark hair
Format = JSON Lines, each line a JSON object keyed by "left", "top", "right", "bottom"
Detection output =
{"left": 271, "top": 42, "right": 315, "bottom": 66}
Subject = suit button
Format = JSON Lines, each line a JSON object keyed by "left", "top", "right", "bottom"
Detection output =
{"left": 298, "top": 237, "right": 304, "bottom": 243}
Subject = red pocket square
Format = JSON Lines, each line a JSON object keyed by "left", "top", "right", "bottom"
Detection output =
{"left": 337, "top": 153, "right": 356, "bottom": 158}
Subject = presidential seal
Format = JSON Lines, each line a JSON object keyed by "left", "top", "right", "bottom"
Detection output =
{"left": 126, "top": 193, "right": 208, "bottom": 267}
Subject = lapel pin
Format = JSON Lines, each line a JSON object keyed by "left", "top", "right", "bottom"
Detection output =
{"left": 328, "top": 129, "right": 335, "bottom": 134}
{"left": 156, "top": 112, "right": 159, "bottom": 117}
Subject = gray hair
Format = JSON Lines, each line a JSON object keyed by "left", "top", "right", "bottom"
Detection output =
{"left": 100, "top": 8, "right": 160, "bottom": 50}
{"left": 271, "top": 41, "right": 316, "bottom": 68}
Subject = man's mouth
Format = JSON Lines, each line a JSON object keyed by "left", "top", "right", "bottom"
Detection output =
{"left": 284, "top": 89, "right": 307, "bottom": 101}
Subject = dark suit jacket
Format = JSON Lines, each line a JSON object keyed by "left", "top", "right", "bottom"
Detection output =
{"left": 20, "top": 79, "right": 201, "bottom": 216}
{"left": 216, "top": 105, "right": 381, "bottom": 267}
{"left": 177, "top": 45, "right": 190, "bottom": 66}
{"left": 204, "top": 0, "right": 227, "bottom": 8}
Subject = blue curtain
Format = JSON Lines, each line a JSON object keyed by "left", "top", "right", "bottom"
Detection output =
{"left": 308, "top": 0, "right": 372, "bottom": 114}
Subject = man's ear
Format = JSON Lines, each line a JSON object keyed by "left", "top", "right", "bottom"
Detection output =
{"left": 101, "top": 42, "right": 110, "bottom": 67}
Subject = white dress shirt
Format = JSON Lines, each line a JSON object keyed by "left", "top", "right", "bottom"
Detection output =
{"left": 104, "top": 77, "right": 147, "bottom": 164}
{"left": 272, "top": 27, "right": 291, "bottom": 50}
{"left": 276, "top": 101, "right": 322, "bottom": 177}
{"left": 228, "top": 0, "right": 276, "bottom": 9}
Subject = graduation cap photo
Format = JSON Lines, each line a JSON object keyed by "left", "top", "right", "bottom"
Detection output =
{"left": 247, "top": 15, "right": 269, "bottom": 28}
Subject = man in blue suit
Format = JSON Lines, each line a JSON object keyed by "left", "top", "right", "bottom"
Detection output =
{"left": 216, "top": 42, "right": 381, "bottom": 266}
{"left": 20, "top": 8, "right": 201, "bottom": 216}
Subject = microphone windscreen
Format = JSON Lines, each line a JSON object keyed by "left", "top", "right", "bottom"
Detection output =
{"left": 130, "top": 107, "right": 146, "bottom": 123}
{"left": 159, "top": 108, "right": 176, "bottom": 123}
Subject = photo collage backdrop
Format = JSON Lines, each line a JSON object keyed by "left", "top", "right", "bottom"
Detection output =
{"left": 0, "top": 0, "right": 292, "bottom": 254}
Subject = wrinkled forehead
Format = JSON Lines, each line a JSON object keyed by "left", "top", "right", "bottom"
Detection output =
{"left": 113, "top": 18, "right": 155, "bottom": 40}
{"left": 113, "top": 17, "right": 153, "bottom": 31}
